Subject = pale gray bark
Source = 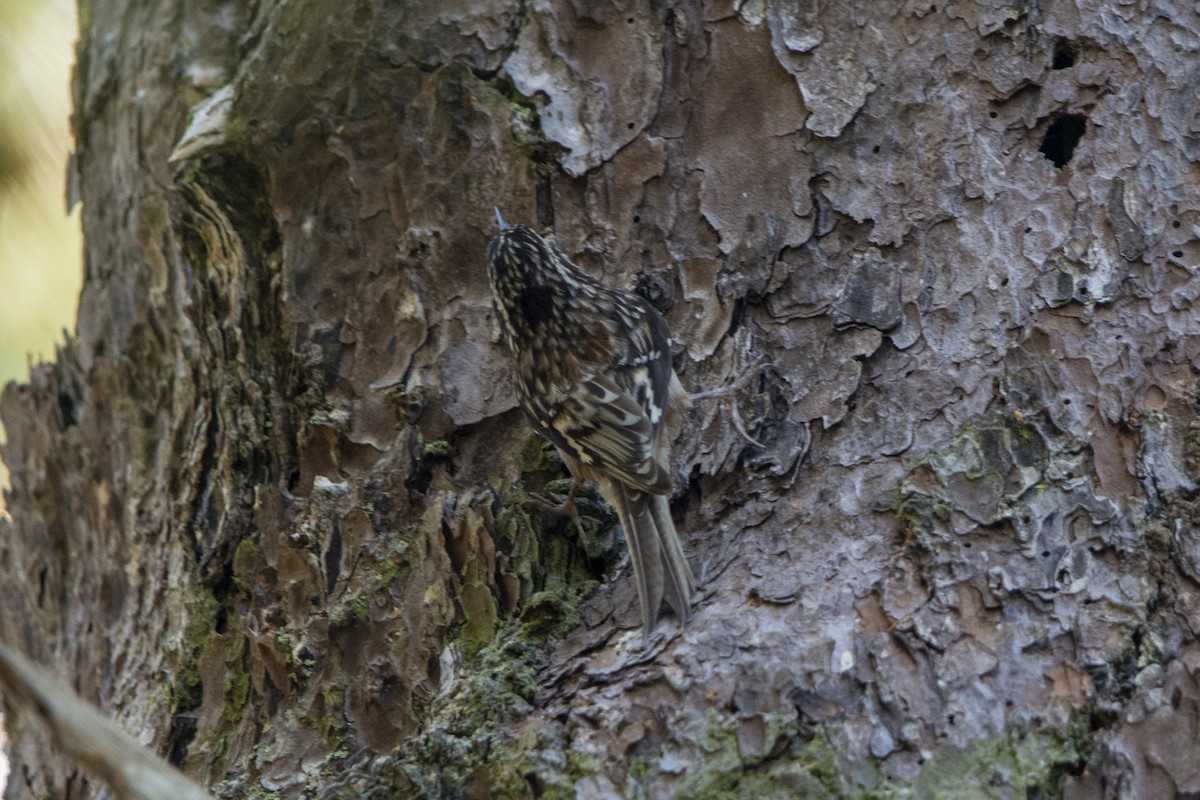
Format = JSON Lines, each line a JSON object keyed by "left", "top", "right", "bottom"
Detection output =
{"left": 2, "top": 1, "right": 1199, "bottom": 798}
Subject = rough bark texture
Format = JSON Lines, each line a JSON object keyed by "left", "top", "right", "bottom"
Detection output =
{"left": 2, "top": 1, "right": 1199, "bottom": 798}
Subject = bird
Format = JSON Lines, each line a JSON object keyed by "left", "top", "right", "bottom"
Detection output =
{"left": 485, "top": 209, "right": 696, "bottom": 633}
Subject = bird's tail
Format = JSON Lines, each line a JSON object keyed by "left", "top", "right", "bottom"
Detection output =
{"left": 608, "top": 482, "right": 697, "bottom": 633}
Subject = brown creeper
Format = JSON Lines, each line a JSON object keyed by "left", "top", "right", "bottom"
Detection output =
{"left": 486, "top": 210, "right": 696, "bottom": 633}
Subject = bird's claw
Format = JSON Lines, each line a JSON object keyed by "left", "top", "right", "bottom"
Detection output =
{"left": 690, "top": 382, "right": 767, "bottom": 448}
{"left": 526, "top": 482, "right": 591, "bottom": 547}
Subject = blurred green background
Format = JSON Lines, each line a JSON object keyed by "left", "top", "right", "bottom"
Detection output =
{"left": 0, "top": 0, "right": 82, "bottom": 389}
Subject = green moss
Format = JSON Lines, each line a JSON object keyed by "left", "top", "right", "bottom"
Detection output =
{"left": 222, "top": 113, "right": 252, "bottom": 148}
{"left": 177, "top": 585, "right": 220, "bottom": 709}
{"left": 895, "top": 409, "right": 1066, "bottom": 539}
{"left": 422, "top": 438, "right": 452, "bottom": 456}
{"left": 319, "top": 473, "right": 621, "bottom": 797}
{"left": 296, "top": 653, "right": 316, "bottom": 682}
{"left": 542, "top": 477, "right": 574, "bottom": 495}
{"left": 474, "top": 74, "right": 562, "bottom": 165}
{"left": 322, "top": 606, "right": 608, "bottom": 800}
{"left": 488, "top": 482, "right": 544, "bottom": 611}
{"left": 518, "top": 582, "right": 595, "bottom": 640}
{"left": 225, "top": 635, "right": 252, "bottom": 712}
{"left": 895, "top": 490, "right": 953, "bottom": 541}
{"left": 211, "top": 779, "right": 280, "bottom": 800}
{"left": 318, "top": 685, "right": 350, "bottom": 751}
{"left": 1013, "top": 421, "right": 1038, "bottom": 445}
{"left": 668, "top": 707, "right": 1087, "bottom": 800}
{"left": 327, "top": 626, "right": 543, "bottom": 798}
{"left": 182, "top": 629, "right": 255, "bottom": 779}
{"left": 459, "top": 553, "right": 500, "bottom": 656}
{"left": 518, "top": 433, "right": 563, "bottom": 473}
{"left": 351, "top": 594, "right": 370, "bottom": 623}
{"left": 672, "top": 711, "right": 828, "bottom": 800}
{"left": 913, "top": 724, "right": 1084, "bottom": 799}
{"left": 232, "top": 537, "right": 261, "bottom": 590}
{"left": 507, "top": 96, "right": 539, "bottom": 133}
{"left": 329, "top": 528, "right": 414, "bottom": 627}
{"left": 308, "top": 405, "right": 349, "bottom": 428}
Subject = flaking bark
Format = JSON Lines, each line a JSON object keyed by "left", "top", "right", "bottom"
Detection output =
{"left": 2, "top": 1, "right": 1199, "bottom": 798}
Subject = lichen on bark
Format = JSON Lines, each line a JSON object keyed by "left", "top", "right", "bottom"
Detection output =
{"left": 4, "top": 1, "right": 1200, "bottom": 799}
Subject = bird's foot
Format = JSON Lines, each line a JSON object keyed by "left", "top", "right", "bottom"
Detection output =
{"left": 526, "top": 482, "right": 590, "bottom": 546}
{"left": 690, "top": 383, "right": 766, "bottom": 448}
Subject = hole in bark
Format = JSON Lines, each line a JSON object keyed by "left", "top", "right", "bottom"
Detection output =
{"left": 627, "top": 121, "right": 634, "bottom": 129}
{"left": 1039, "top": 114, "right": 1087, "bottom": 168}
{"left": 1173, "top": 220, "right": 1181, "bottom": 228}
{"left": 632, "top": 214, "right": 640, "bottom": 223}
{"left": 1174, "top": 250, "right": 1184, "bottom": 258}
{"left": 57, "top": 391, "right": 78, "bottom": 427}
{"left": 872, "top": 145, "right": 881, "bottom": 154}
{"left": 1051, "top": 38, "right": 1075, "bottom": 69}
{"left": 989, "top": 110, "right": 998, "bottom": 118}
{"left": 324, "top": 520, "right": 342, "bottom": 596}
{"left": 166, "top": 712, "right": 198, "bottom": 767}
{"left": 1041, "top": 550, "right": 1051, "bottom": 557}
{"left": 626, "top": 16, "right": 634, "bottom": 23}
{"left": 1063, "top": 398, "right": 1071, "bottom": 405}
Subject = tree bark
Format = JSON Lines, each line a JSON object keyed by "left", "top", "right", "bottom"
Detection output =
{"left": 3, "top": 1, "right": 1199, "bottom": 798}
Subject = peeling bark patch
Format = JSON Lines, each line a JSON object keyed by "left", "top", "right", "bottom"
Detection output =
{"left": 1040, "top": 114, "right": 1087, "bottom": 168}
{"left": 768, "top": 3, "right": 874, "bottom": 139}
{"left": 691, "top": 18, "right": 812, "bottom": 255}
{"left": 1106, "top": 177, "right": 1147, "bottom": 263}
{"left": 675, "top": 257, "right": 730, "bottom": 359}
{"left": 762, "top": 314, "right": 881, "bottom": 427}
{"left": 832, "top": 250, "right": 902, "bottom": 331}
{"left": 504, "top": 0, "right": 663, "bottom": 176}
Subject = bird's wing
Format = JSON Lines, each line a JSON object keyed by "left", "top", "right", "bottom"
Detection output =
{"left": 544, "top": 370, "right": 673, "bottom": 494}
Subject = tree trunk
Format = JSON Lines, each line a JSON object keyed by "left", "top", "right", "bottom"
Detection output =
{"left": 3, "top": 1, "right": 1199, "bottom": 798}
